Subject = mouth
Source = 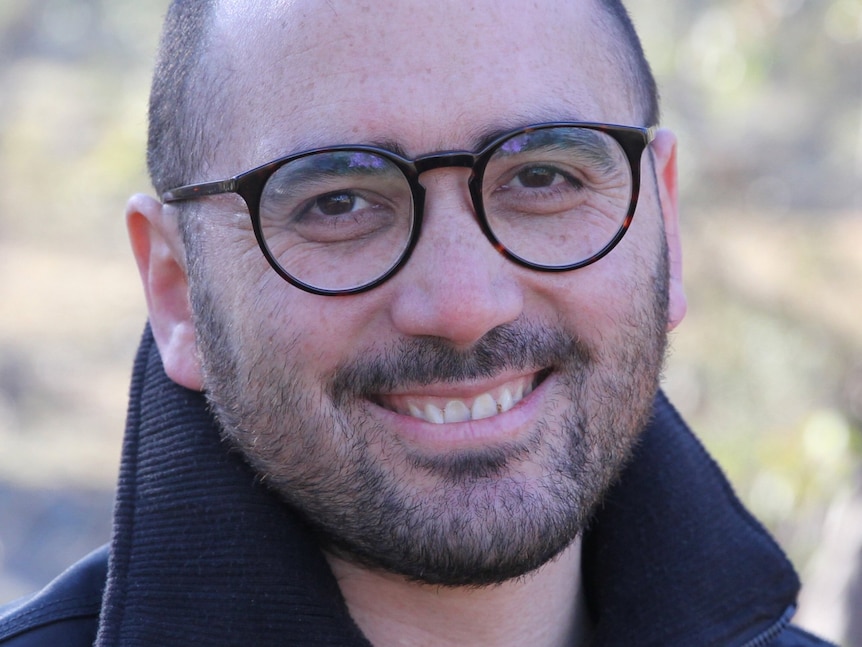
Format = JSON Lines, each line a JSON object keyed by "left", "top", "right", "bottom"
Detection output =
{"left": 374, "top": 369, "right": 550, "bottom": 425}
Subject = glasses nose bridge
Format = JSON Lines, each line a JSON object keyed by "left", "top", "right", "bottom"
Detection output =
{"left": 410, "top": 150, "right": 481, "bottom": 215}
{"left": 412, "top": 151, "right": 477, "bottom": 179}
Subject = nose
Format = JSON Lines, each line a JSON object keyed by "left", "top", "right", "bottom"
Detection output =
{"left": 388, "top": 169, "right": 524, "bottom": 347}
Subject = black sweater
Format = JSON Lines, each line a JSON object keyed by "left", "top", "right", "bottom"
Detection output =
{"left": 0, "top": 328, "right": 833, "bottom": 646}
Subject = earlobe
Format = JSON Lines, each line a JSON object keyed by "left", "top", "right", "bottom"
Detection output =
{"left": 127, "top": 194, "right": 203, "bottom": 390}
{"left": 650, "top": 129, "right": 687, "bottom": 331}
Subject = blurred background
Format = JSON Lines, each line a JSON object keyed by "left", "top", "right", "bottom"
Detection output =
{"left": 0, "top": 0, "right": 859, "bottom": 643}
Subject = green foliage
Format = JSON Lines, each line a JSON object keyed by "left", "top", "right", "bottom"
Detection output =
{"left": 0, "top": 2, "right": 859, "bottom": 640}
{"left": 632, "top": 0, "right": 862, "bottom": 212}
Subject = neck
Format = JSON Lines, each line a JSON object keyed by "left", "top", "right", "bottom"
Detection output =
{"left": 326, "top": 537, "right": 589, "bottom": 647}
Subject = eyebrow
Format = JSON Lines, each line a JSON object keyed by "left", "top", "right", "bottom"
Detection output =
{"left": 494, "top": 125, "right": 612, "bottom": 153}
{"left": 366, "top": 118, "right": 592, "bottom": 160}
{"left": 284, "top": 111, "right": 592, "bottom": 161}
{"left": 471, "top": 111, "right": 593, "bottom": 150}
{"left": 264, "top": 152, "right": 398, "bottom": 198}
{"left": 473, "top": 124, "right": 532, "bottom": 152}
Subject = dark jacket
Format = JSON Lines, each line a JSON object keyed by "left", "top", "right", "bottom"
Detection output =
{"left": 0, "top": 329, "right": 836, "bottom": 646}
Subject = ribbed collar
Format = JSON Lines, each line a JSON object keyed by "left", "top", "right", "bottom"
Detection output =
{"left": 582, "top": 392, "right": 800, "bottom": 645}
{"left": 96, "top": 327, "right": 799, "bottom": 646}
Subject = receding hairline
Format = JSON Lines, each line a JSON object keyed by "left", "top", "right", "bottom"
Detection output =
{"left": 594, "top": 0, "right": 660, "bottom": 127}
{"left": 147, "top": 0, "right": 658, "bottom": 197}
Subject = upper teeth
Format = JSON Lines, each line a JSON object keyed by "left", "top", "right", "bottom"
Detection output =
{"left": 402, "top": 381, "right": 531, "bottom": 425}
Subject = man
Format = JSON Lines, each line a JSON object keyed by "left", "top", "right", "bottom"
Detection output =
{"left": 0, "top": 0, "right": 834, "bottom": 645}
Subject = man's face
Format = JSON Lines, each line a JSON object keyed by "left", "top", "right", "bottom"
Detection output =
{"left": 177, "top": 0, "right": 682, "bottom": 585}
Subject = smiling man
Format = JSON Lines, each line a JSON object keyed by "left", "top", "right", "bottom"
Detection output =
{"left": 0, "top": 1, "right": 834, "bottom": 646}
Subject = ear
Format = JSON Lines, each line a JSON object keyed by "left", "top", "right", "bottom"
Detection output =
{"left": 127, "top": 194, "right": 203, "bottom": 390}
{"left": 650, "top": 129, "right": 687, "bottom": 331}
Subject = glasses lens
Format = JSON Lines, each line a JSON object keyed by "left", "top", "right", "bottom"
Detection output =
{"left": 481, "top": 126, "right": 633, "bottom": 268}
{"left": 257, "top": 150, "right": 414, "bottom": 292}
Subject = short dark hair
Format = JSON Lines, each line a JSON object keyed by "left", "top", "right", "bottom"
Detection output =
{"left": 146, "top": 0, "right": 217, "bottom": 198}
{"left": 146, "top": 0, "right": 659, "bottom": 198}
{"left": 598, "top": 0, "right": 660, "bottom": 127}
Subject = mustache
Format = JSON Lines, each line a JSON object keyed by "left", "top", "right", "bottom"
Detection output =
{"left": 328, "top": 321, "right": 592, "bottom": 404}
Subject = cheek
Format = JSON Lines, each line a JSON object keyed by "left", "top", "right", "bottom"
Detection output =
{"left": 228, "top": 276, "right": 387, "bottom": 389}
{"left": 526, "top": 261, "right": 640, "bottom": 332}
{"left": 203, "top": 210, "right": 396, "bottom": 364}
{"left": 524, "top": 231, "right": 666, "bottom": 351}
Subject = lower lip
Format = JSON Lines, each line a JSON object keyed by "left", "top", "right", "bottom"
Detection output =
{"left": 371, "top": 374, "right": 553, "bottom": 451}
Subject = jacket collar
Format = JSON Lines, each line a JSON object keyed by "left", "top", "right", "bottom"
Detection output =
{"left": 582, "top": 390, "right": 799, "bottom": 645}
{"left": 96, "top": 327, "right": 799, "bottom": 646}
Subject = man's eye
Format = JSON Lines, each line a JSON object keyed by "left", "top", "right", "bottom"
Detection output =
{"left": 314, "top": 191, "right": 365, "bottom": 216}
{"left": 511, "top": 166, "right": 564, "bottom": 189}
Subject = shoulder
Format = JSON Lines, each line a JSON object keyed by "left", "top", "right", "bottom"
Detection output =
{"left": 0, "top": 545, "right": 108, "bottom": 646}
{"left": 775, "top": 625, "right": 837, "bottom": 646}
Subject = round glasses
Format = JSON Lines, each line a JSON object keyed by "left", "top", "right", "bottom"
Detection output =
{"left": 162, "top": 122, "right": 656, "bottom": 296}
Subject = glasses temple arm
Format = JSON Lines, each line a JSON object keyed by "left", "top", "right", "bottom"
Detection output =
{"left": 162, "top": 178, "right": 238, "bottom": 204}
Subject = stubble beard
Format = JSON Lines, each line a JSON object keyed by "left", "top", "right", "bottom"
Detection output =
{"left": 189, "top": 248, "right": 670, "bottom": 587}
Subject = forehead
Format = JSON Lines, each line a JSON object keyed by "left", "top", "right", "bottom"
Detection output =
{"left": 210, "top": 0, "right": 632, "bottom": 167}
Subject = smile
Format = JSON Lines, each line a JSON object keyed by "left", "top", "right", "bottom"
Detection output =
{"left": 377, "top": 372, "right": 546, "bottom": 425}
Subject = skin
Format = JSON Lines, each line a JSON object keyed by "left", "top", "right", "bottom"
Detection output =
{"left": 128, "top": 0, "right": 686, "bottom": 645}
